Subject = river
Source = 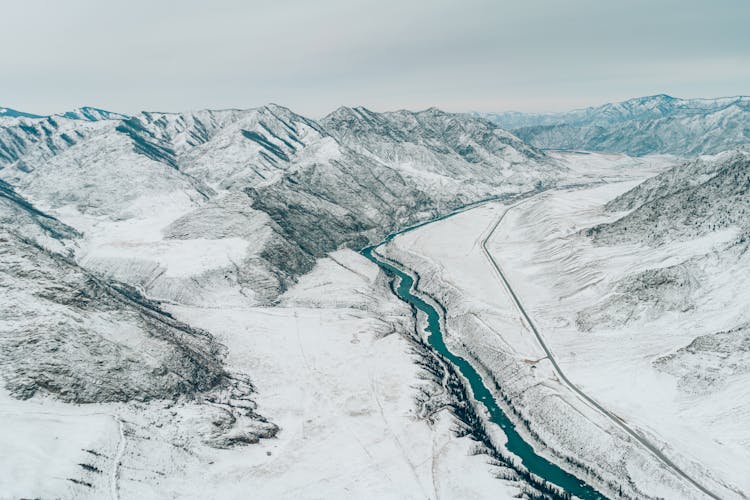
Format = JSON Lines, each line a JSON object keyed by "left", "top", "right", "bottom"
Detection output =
{"left": 361, "top": 211, "right": 607, "bottom": 500}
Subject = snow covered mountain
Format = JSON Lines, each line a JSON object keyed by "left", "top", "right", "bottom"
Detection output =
{"left": 447, "top": 162, "right": 750, "bottom": 497}
{"left": 0, "top": 105, "right": 561, "bottom": 306}
{"left": 590, "top": 148, "right": 750, "bottom": 244}
{"left": 0, "top": 103, "right": 579, "bottom": 498}
{"left": 480, "top": 94, "right": 750, "bottom": 156}
{"left": 59, "top": 106, "right": 131, "bottom": 121}
{"left": 322, "top": 106, "right": 546, "bottom": 177}
{"left": 11, "top": 98, "right": 749, "bottom": 498}
{"left": 0, "top": 106, "right": 44, "bottom": 119}
{"left": 0, "top": 176, "right": 277, "bottom": 455}
{"left": 0, "top": 103, "right": 561, "bottom": 406}
{"left": 575, "top": 148, "right": 750, "bottom": 338}
{"left": 0, "top": 105, "right": 127, "bottom": 122}
{"left": 567, "top": 151, "right": 750, "bottom": 495}
{"left": 0, "top": 181, "right": 222, "bottom": 403}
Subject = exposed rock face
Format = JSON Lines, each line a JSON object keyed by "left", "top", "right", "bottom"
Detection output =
{"left": 481, "top": 94, "right": 750, "bottom": 156}
{"left": 322, "top": 106, "right": 546, "bottom": 173}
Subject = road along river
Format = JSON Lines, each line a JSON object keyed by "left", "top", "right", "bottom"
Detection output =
{"left": 361, "top": 204, "right": 607, "bottom": 499}
{"left": 481, "top": 199, "right": 720, "bottom": 500}
{"left": 362, "top": 187, "right": 720, "bottom": 500}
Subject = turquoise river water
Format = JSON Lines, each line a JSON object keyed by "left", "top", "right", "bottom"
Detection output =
{"left": 361, "top": 213, "right": 606, "bottom": 499}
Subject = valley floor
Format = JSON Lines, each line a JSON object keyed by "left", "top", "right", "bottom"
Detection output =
{"left": 380, "top": 173, "right": 748, "bottom": 499}
{"left": 488, "top": 185, "right": 750, "bottom": 498}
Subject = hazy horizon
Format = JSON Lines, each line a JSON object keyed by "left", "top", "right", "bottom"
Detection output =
{"left": 4, "top": 92, "right": 750, "bottom": 119}
{"left": 3, "top": 0, "right": 748, "bottom": 117}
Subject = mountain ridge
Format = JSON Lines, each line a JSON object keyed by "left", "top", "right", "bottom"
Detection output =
{"left": 0, "top": 107, "right": 45, "bottom": 119}
{"left": 479, "top": 94, "right": 750, "bottom": 156}
{"left": 587, "top": 148, "right": 750, "bottom": 246}
{"left": 0, "top": 102, "right": 560, "bottom": 306}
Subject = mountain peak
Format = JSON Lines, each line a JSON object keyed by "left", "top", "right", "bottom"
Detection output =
{"left": 0, "top": 107, "right": 44, "bottom": 119}
{"left": 59, "top": 106, "right": 129, "bottom": 121}
{"left": 636, "top": 94, "right": 676, "bottom": 102}
{"left": 323, "top": 105, "right": 376, "bottom": 123}
{"left": 261, "top": 102, "right": 297, "bottom": 114}
{"left": 619, "top": 94, "right": 677, "bottom": 110}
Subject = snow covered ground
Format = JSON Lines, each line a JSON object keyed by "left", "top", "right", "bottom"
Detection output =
{"left": 163, "top": 250, "right": 519, "bottom": 499}
{"left": 0, "top": 248, "right": 520, "bottom": 499}
{"left": 377, "top": 153, "right": 742, "bottom": 499}
{"left": 488, "top": 185, "right": 750, "bottom": 498}
{"left": 0, "top": 104, "right": 568, "bottom": 499}
{"left": 4, "top": 136, "right": 743, "bottom": 499}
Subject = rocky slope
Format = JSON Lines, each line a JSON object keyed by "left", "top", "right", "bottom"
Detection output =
{"left": 588, "top": 148, "right": 750, "bottom": 245}
{"left": 654, "top": 324, "right": 750, "bottom": 394}
{"left": 0, "top": 179, "right": 269, "bottom": 411}
{"left": 322, "top": 106, "right": 546, "bottom": 179}
{"left": 577, "top": 151, "right": 750, "bottom": 432}
{"left": 580, "top": 149, "right": 750, "bottom": 338}
{"left": 481, "top": 94, "right": 750, "bottom": 156}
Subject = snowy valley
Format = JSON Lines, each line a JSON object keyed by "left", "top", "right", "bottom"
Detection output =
{"left": 0, "top": 99, "right": 748, "bottom": 499}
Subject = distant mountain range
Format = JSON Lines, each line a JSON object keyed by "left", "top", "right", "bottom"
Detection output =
{"left": 0, "top": 105, "right": 127, "bottom": 121}
{"left": 479, "top": 94, "right": 750, "bottom": 156}
{"left": 0, "top": 107, "right": 44, "bottom": 119}
{"left": 7, "top": 94, "right": 749, "bottom": 157}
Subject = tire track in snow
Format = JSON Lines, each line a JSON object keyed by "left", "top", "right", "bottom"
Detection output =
{"left": 110, "top": 416, "right": 125, "bottom": 500}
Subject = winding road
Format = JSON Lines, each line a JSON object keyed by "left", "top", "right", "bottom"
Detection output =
{"left": 481, "top": 198, "right": 721, "bottom": 500}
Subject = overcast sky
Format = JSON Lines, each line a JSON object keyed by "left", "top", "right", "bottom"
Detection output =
{"left": 2, "top": 0, "right": 748, "bottom": 117}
